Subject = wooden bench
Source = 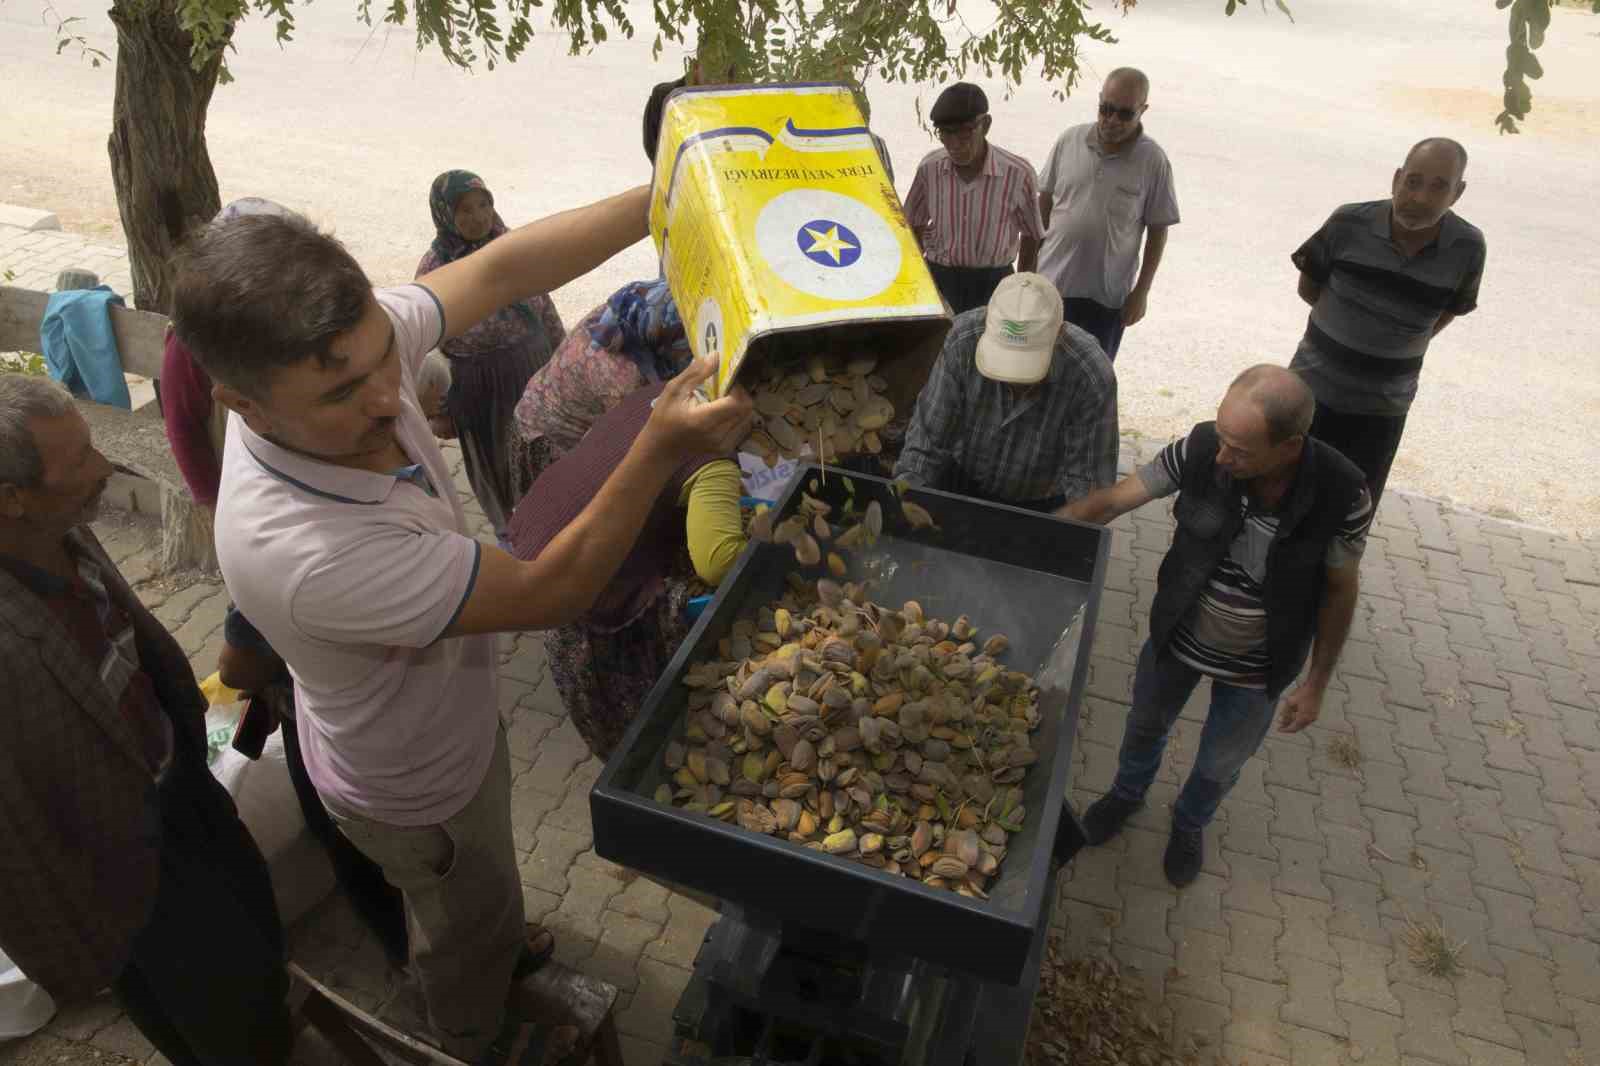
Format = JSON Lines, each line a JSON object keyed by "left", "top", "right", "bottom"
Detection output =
{"left": 0, "top": 284, "right": 215, "bottom": 573}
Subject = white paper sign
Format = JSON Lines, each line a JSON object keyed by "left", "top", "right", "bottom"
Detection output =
{"left": 738, "top": 452, "right": 801, "bottom": 503}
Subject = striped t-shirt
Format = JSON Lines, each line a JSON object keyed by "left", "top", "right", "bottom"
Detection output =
{"left": 1289, "top": 200, "right": 1486, "bottom": 416}
{"left": 902, "top": 144, "right": 1045, "bottom": 269}
{"left": 1138, "top": 432, "right": 1373, "bottom": 689}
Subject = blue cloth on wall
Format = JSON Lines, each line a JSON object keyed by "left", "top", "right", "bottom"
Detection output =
{"left": 40, "top": 286, "right": 132, "bottom": 410}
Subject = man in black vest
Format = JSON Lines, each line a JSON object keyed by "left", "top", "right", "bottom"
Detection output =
{"left": 1060, "top": 366, "right": 1371, "bottom": 887}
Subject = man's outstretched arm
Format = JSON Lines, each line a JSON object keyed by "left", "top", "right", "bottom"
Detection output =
{"left": 445, "top": 357, "right": 752, "bottom": 636}
{"left": 422, "top": 186, "right": 651, "bottom": 342}
{"left": 1057, "top": 472, "right": 1156, "bottom": 526}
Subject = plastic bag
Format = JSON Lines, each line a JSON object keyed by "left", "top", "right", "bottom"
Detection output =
{"left": 0, "top": 947, "right": 55, "bottom": 1040}
{"left": 205, "top": 700, "right": 246, "bottom": 767}
{"left": 198, "top": 670, "right": 242, "bottom": 707}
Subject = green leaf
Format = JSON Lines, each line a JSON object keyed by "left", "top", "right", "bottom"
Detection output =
{"left": 1225, "top": 0, "right": 1237, "bottom": 14}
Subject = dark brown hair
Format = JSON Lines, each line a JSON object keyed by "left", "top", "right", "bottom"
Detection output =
{"left": 170, "top": 214, "right": 372, "bottom": 397}
{"left": 644, "top": 77, "right": 687, "bottom": 163}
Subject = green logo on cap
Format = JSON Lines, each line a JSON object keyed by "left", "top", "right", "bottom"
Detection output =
{"left": 999, "top": 319, "right": 1030, "bottom": 345}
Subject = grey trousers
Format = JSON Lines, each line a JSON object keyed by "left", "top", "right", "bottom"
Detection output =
{"left": 329, "top": 727, "right": 524, "bottom": 1060}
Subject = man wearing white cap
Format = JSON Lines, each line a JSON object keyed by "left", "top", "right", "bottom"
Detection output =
{"left": 895, "top": 272, "right": 1118, "bottom": 512}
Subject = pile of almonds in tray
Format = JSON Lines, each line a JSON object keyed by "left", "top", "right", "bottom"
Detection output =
{"left": 656, "top": 491, "right": 1040, "bottom": 899}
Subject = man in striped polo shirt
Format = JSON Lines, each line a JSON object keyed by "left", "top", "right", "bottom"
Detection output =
{"left": 903, "top": 82, "right": 1045, "bottom": 314}
{"left": 1062, "top": 367, "right": 1371, "bottom": 887}
{"left": 1290, "top": 137, "right": 1487, "bottom": 510}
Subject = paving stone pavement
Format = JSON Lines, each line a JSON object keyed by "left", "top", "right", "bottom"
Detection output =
{"left": 0, "top": 223, "right": 134, "bottom": 299}
{"left": 16, "top": 427, "right": 1600, "bottom": 1065}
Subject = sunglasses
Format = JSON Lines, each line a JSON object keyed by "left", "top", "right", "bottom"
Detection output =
{"left": 1098, "top": 101, "right": 1140, "bottom": 122}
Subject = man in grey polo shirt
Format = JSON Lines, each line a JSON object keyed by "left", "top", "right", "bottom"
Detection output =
{"left": 1289, "top": 137, "right": 1486, "bottom": 510}
{"left": 171, "top": 188, "right": 752, "bottom": 1060}
{"left": 1037, "top": 67, "right": 1180, "bottom": 361}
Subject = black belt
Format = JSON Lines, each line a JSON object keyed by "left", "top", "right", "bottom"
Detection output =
{"left": 928, "top": 261, "right": 1014, "bottom": 275}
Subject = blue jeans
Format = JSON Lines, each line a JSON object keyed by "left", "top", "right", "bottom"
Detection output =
{"left": 1109, "top": 640, "right": 1279, "bottom": 832}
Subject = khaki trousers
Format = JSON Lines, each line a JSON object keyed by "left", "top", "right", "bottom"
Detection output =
{"left": 329, "top": 727, "right": 524, "bottom": 1060}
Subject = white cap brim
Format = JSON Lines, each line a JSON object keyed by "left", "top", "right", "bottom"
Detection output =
{"left": 975, "top": 333, "right": 1052, "bottom": 384}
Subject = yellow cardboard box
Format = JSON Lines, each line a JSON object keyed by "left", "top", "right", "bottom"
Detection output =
{"left": 650, "top": 82, "right": 950, "bottom": 405}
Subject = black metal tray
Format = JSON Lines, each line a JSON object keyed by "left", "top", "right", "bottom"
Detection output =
{"left": 591, "top": 466, "right": 1109, "bottom": 985}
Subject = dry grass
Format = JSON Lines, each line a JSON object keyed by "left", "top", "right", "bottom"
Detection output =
{"left": 1508, "top": 834, "right": 1528, "bottom": 875}
{"left": 1028, "top": 941, "right": 1195, "bottom": 1066}
{"left": 1492, "top": 717, "right": 1528, "bottom": 739}
{"left": 1402, "top": 914, "right": 1466, "bottom": 979}
{"left": 1328, "top": 734, "right": 1362, "bottom": 769}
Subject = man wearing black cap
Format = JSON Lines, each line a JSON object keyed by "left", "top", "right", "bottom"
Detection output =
{"left": 903, "top": 82, "right": 1045, "bottom": 314}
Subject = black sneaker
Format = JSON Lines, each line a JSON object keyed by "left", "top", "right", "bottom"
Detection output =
{"left": 1164, "top": 823, "right": 1204, "bottom": 888}
{"left": 1081, "top": 793, "right": 1143, "bottom": 846}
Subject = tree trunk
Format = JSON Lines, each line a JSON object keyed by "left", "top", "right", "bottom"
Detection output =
{"left": 106, "top": 2, "right": 227, "bottom": 313}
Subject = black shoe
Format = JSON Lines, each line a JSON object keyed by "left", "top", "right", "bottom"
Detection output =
{"left": 1164, "top": 823, "right": 1204, "bottom": 888}
{"left": 1081, "top": 793, "right": 1143, "bottom": 846}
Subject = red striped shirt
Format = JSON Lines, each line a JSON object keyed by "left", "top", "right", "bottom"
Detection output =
{"left": 902, "top": 143, "right": 1045, "bottom": 269}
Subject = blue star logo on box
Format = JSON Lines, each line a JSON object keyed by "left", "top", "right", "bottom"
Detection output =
{"left": 797, "top": 220, "right": 861, "bottom": 268}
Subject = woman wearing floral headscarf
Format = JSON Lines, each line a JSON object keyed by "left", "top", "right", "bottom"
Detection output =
{"left": 511, "top": 278, "right": 694, "bottom": 487}
{"left": 416, "top": 170, "right": 565, "bottom": 543}
{"left": 508, "top": 381, "right": 746, "bottom": 759}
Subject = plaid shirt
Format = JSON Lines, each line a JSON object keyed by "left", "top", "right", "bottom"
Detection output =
{"left": 895, "top": 309, "right": 1119, "bottom": 504}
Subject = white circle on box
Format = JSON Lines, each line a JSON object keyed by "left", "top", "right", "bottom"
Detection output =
{"left": 754, "top": 189, "right": 903, "bottom": 302}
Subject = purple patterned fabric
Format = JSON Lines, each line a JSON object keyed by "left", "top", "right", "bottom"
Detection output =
{"left": 415, "top": 170, "right": 566, "bottom": 531}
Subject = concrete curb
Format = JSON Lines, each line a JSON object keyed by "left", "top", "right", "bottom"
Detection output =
{"left": 0, "top": 203, "right": 62, "bottom": 232}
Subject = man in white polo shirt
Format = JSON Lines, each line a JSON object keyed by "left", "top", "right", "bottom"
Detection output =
{"left": 170, "top": 187, "right": 751, "bottom": 1060}
{"left": 1037, "top": 67, "right": 1180, "bottom": 361}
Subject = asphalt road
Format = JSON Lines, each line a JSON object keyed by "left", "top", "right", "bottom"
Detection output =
{"left": 2, "top": 0, "right": 1596, "bottom": 533}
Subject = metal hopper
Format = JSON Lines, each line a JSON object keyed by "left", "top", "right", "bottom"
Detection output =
{"left": 591, "top": 466, "right": 1108, "bottom": 986}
